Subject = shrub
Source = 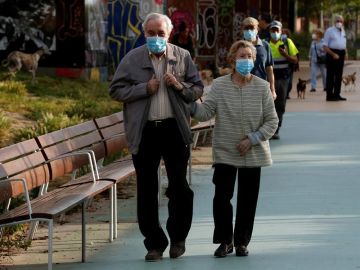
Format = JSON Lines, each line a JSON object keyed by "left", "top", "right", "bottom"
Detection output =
{"left": 0, "top": 81, "right": 27, "bottom": 96}
{"left": 0, "top": 111, "right": 11, "bottom": 147}
{"left": 13, "top": 112, "right": 83, "bottom": 142}
{"left": 67, "top": 99, "right": 121, "bottom": 119}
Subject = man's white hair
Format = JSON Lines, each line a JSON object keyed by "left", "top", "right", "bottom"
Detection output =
{"left": 334, "top": 14, "right": 344, "bottom": 23}
{"left": 142, "top": 13, "right": 173, "bottom": 34}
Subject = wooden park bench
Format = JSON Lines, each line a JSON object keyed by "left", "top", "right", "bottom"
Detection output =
{"left": 0, "top": 112, "right": 135, "bottom": 270}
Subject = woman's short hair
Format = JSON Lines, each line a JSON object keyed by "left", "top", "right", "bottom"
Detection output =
{"left": 227, "top": 40, "right": 257, "bottom": 64}
{"left": 142, "top": 12, "right": 174, "bottom": 34}
{"left": 316, "top": 28, "right": 324, "bottom": 38}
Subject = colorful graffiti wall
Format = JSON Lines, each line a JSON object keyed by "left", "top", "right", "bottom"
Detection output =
{"left": 107, "top": 0, "right": 164, "bottom": 74}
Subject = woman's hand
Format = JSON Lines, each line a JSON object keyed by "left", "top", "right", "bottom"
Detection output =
{"left": 236, "top": 137, "right": 252, "bottom": 156}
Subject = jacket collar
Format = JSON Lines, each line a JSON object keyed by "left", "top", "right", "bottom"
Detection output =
{"left": 141, "top": 44, "right": 178, "bottom": 70}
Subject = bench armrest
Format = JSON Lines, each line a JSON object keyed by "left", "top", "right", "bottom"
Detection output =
{"left": 1, "top": 178, "right": 32, "bottom": 218}
{"left": 45, "top": 151, "right": 98, "bottom": 182}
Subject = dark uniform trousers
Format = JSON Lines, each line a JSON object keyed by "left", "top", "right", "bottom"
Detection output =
{"left": 132, "top": 118, "right": 193, "bottom": 252}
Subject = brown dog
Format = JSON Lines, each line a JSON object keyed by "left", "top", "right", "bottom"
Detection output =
{"left": 199, "top": 69, "right": 213, "bottom": 86}
{"left": 296, "top": 78, "right": 307, "bottom": 99}
{"left": 342, "top": 72, "right": 356, "bottom": 92}
{"left": 217, "top": 66, "right": 232, "bottom": 76}
{"left": 2, "top": 48, "right": 49, "bottom": 83}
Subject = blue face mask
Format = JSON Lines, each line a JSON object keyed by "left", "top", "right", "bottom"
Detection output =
{"left": 146, "top": 36, "right": 167, "bottom": 54}
{"left": 270, "top": 32, "right": 281, "bottom": 41}
{"left": 235, "top": 59, "right": 254, "bottom": 76}
{"left": 243, "top": 30, "right": 257, "bottom": 41}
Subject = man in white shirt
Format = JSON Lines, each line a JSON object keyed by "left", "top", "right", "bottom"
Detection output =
{"left": 323, "top": 14, "right": 347, "bottom": 101}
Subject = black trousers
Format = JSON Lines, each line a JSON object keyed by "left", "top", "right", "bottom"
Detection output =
{"left": 212, "top": 164, "right": 261, "bottom": 246}
{"left": 132, "top": 118, "right": 193, "bottom": 252}
{"left": 274, "top": 78, "right": 289, "bottom": 131}
{"left": 326, "top": 49, "right": 346, "bottom": 99}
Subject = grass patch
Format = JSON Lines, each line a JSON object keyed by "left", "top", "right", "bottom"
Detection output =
{"left": 0, "top": 70, "right": 122, "bottom": 145}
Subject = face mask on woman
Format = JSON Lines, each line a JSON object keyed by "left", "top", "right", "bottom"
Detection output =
{"left": 270, "top": 32, "right": 281, "bottom": 41}
{"left": 146, "top": 36, "right": 167, "bottom": 54}
{"left": 243, "top": 29, "right": 258, "bottom": 42}
{"left": 235, "top": 59, "right": 254, "bottom": 76}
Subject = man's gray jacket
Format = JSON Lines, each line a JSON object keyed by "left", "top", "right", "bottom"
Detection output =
{"left": 109, "top": 44, "right": 204, "bottom": 154}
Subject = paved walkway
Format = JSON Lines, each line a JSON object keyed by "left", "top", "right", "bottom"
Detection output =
{"left": 9, "top": 61, "right": 360, "bottom": 269}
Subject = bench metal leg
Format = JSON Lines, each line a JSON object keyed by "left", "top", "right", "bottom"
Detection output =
{"left": 28, "top": 184, "right": 47, "bottom": 241}
{"left": 48, "top": 219, "right": 53, "bottom": 270}
{"left": 82, "top": 202, "right": 86, "bottom": 263}
{"left": 109, "top": 186, "right": 114, "bottom": 242}
{"left": 158, "top": 164, "right": 162, "bottom": 204}
{"left": 202, "top": 130, "right": 208, "bottom": 144}
{"left": 188, "top": 145, "right": 192, "bottom": 185}
{"left": 113, "top": 183, "right": 118, "bottom": 239}
{"left": 192, "top": 131, "right": 200, "bottom": 149}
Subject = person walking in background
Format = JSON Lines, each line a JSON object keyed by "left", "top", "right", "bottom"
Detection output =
{"left": 191, "top": 40, "right": 278, "bottom": 258}
{"left": 309, "top": 29, "right": 327, "bottom": 92}
{"left": 268, "top": 20, "right": 299, "bottom": 140}
{"left": 282, "top": 28, "right": 300, "bottom": 99}
{"left": 258, "top": 13, "right": 272, "bottom": 40}
{"left": 171, "top": 21, "right": 195, "bottom": 59}
{"left": 109, "top": 12, "right": 203, "bottom": 262}
{"left": 242, "top": 17, "right": 276, "bottom": 100}
{"left": 323, "top": 14, "right": 347, "bottom": 101}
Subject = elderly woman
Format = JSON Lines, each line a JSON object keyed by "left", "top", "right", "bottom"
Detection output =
{"left": 192, "top": 40, "right": 278, "bottom": 258}
{"left": 309, "top": 29, "right": 327, "bottom": 92}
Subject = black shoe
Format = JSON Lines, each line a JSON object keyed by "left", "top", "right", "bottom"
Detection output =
{"left": 235, "top": 245, "right": 249, "bottom": 256}
{"left": 169, "top": 241, "right": 185, "bottom": 259}
{"left": 145, "top": 249, "right": 163, "bottom": 261}
{"left": 336, "top": 96, "right": 347, "bottom": 101}
{"left": 271, "top": 133, "right": 280, "bottom": 140}
{"left": 214, "top": 243, "right": 234, "bottom": 257}
{"left": 310, "top": 88, "right": 316, "bottom": 92}
{"left": 326, "top": 97, "right": 338, "bottom": 101}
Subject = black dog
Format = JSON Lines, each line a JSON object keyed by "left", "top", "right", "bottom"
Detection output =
{"left": 296, "top": 78, "right": 307, "bottom": 99}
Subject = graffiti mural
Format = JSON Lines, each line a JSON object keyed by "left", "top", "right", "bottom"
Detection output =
{"left": 86, "top": 0, "right": 108, "bottom": 49}
{"left": 217, "top": 0, "right": 234, "bottom": 67}
{"left": 56, "top": 0, "right": 85, "bottom": 69}
{"left": 84, "top": 0, "right": 108, "bottom": 81}
{"left": 197, "top": 0, "right": 217, "bottom": 69}
{"left": 107, "top": 0, "right": 164, "bottom": 73}
{"left": 233, "top": 12, "right": 246, "bottom": 42}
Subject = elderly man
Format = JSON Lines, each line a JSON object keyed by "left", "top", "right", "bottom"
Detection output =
{"left": 109, "top": 12, "right": 203, "bottom": 261}
{"left": 242, "top": 17, "right": 276, "bottom": 99}
{"left": 323, "top": 14, "right": 347, "bottom": 101}
{"left": 268, "top": 20, "right": 299, "bottom": 139}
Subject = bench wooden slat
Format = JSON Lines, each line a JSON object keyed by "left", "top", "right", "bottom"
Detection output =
{"left": 0, "top": 139, "right": 40, "bottom": 162}
{"left": 94, "top": 112, "right": 129, "bottom": 159}
{"left": 0, "top": 139, "right": 50, "bottom": 199}
{"left": 95, "top": 112, "right": 123, "bottom": 128}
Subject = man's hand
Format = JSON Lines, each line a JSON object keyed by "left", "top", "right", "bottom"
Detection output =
{"left": 164, "top": 72, "right": 184, "bottom": 91}
{"left": 236, "top": 137, "right": 252, "bottom": 156}
{"left": 271, "top": 90, "right": 277, "bottom": 100}
{"left": 332, "top": 53, "right": 340, "bottom": 60}
{"left": 278, "top": 46, "right": 288, "bottom": 57}
{"left": 147, "top": 75, "right": 160, "bottom": 95}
